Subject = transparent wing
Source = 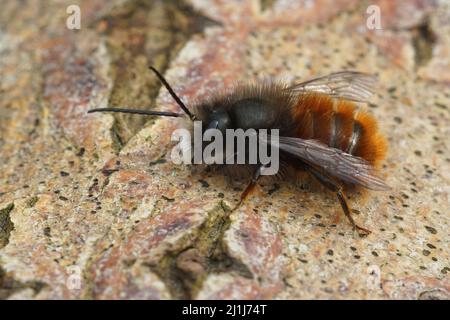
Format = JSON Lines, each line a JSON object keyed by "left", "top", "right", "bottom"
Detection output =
{"left": 287, "top": 71, "right": 378, "bottom": 102}
{"left": 263, "top": 135, "right": 389, "bottom": 190}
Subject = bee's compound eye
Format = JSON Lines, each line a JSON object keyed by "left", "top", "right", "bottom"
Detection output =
{"left": 209, "top": 111, "right": 231, "bottom": 133}
{"left": 207, "top": 120, "right": 219, "bottom": 130}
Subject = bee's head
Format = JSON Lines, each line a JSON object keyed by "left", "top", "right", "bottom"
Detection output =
{"left": 206, "top": 110, "right": 232, "bottom": 133}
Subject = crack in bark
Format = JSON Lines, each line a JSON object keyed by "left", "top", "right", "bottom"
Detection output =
{"left": 146, "top": 201, "right": 252, "bottom": 299}
{"left": 0, "top": 203, "right": 14, "bottom": 249}
{"left": 0, "top": 266, "right": 47, "bottom": 299}
{"left": 260, "top": 0, "right": 276, "bottom": 12}
{"left": 101, "top": 0, "right": 218, "bottom": 147}
{"left": 418, "top": 288, "right": 450, "bottom": 300}
{"left": 411, "top": 18, "right": 436, "bottom": 68}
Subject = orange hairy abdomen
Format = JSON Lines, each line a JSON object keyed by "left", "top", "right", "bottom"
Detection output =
{"left": 291, "top": 93, "right": 387, "bottom": 167}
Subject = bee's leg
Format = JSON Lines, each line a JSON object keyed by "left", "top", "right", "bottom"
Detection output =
{"left": 336, "top": 189, "right": 371, "bottom": 236}
{"left": 307, "top": 166, "right": 371, "bottom": 236}
{"left": 234, "top": 165, "right": 264, "bottom": 210}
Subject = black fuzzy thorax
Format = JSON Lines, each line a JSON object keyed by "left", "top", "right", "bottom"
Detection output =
{"left": 189, "top": 81, "right": 302, "bottom": 181}
{"left": 193, "top": 81, "right": 298, "bottom": 135}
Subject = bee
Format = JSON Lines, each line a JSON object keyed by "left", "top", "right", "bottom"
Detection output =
{"left": 89, "top": 67, "right": 389, "bottom": 236}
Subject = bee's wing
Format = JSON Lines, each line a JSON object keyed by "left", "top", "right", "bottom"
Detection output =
{"left": 287, "top": 71, "right": 377, "bottom": 103}
{"left": 265, "top": 135, "right": 389, "bottom": 190}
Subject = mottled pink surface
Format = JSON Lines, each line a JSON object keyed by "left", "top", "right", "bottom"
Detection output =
{"left": 0, "top": 0, "right": 448, "bottom": 299}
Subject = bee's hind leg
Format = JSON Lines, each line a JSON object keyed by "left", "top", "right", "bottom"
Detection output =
{"left": 306, "top": 165, "right": 372, "bottom": 236}
{"left": 335, "top": 189, "right": 371, "bottom": 236}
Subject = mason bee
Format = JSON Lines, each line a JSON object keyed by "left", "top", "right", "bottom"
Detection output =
{"left": 89, "top": 66, "right": 388, "bottom": 236}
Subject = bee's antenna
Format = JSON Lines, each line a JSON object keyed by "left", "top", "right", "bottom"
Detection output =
{"left": 87, "top": 67, "right": 196, "bottom": 120}
{"left": 148, "top": 66, "right": 196, "bottom": 121}
{"left": 87, "top": 108, "right": 182, "bottom": 117}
